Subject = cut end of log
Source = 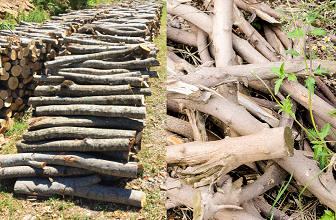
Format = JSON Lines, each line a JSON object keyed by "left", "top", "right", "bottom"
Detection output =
{"left": 137, "top": 163, "right": 144, "bottom": 174}
{"left": 40, "top": 162, "right": 47, "bottom": 168}
{"left": 140, "top": 192, "right": 146, "bottom": 207}
{"left": 284, "top": 126, "right": 294, "bottom": 157}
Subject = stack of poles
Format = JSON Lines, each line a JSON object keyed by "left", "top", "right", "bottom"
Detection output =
{"left": 0, "top": 0, "right": 163, "bottom": 208}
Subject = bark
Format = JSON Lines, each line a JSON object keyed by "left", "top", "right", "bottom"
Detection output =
{"left": 45, "top": 45, "right": 150, "bottom": 69}
{"left": 263, "top": 23, "right": 285, "bottom": 57}
{"left": 167, "top": 1, "right": 212, "bottom": 35}
{"left": 233, "top": 4, "right": 279, "bottom": 62}
{"left": 232, "top": 33, "right": 269, "bottom": 64}
{"left": 35, "top": 105, "right": 146, "bottom": 119}
{"left": 29, "top": 95, "right": 144, "bottom": 107}
{"left": 238, "top": 92, "right": 279, "bottom": 127}
{"left": 63, "top": 37, "right": 126, "bottom": 46}
{"left": 34, "top": 75, "right": 65, "bottom": 83}
{"left": 14, "top": 175, "right": 146, "bottom": 207}
{"left": 280, "top": 80, "right": 336, "bottom": 129}
{"left": 0, "top": 152, "right": 139, "bottom": 178}
{"left": 172, "top": 95, "right": 269, "bottom": 136}
{"left": 63, "top": 58, "right": 160, "bottom": 70}
{"left": 176, "top": 60, "right": 336, "bottom": 88}
{"left": 23, "top": 127, "right": 136, "bottom": 142}
{"left": 167, "top": 26, "right": 197, "bottom": 47}
{"left": 167, "top": 115, "right": 193, "bottom": 139}
{"left": 28, "top": 116, "right": 145, "bottom": 131}
{"left": 0, "top": 165, "right": 95, "bottom": 179}
{"left": 167, "top": 126, "right": 293, "bottom": 168}
{"left": 78, "top": 24, "right": 147, "bottom": 37}
{"left": 95, "top": 34, "right": 146, "bottom": 44}
{"left": 48, "top": 68, "right": 130, "bottom": 75}
{"left": 57, "top": 72, "right": 144, "bottom": 86}
{"left": 275, "top": 150, "right": 336, "bottom": 211}
{"left": 17, "top": 138, "right": 134, "bottom": 152}
{"left": 132, "top": 88, "right": 151, "bottom": 96}
{"left": 196, "top": 28, "right": 213, "bottom": 63}
{"left": 253, "top": 197, "right": 292, "bottom": 220}
{"left": 34, "top": 83, "right": 133, "bottom": 97}
{"left": 213, "top": 0, "right": 235, "bottom": 67}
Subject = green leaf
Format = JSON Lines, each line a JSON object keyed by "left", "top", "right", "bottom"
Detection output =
{"left": 313, "top": 64, "right": 330, "bottom": 75}
{"left": 305, "top": 77, "right": 316, "bottom": 95}
{"left": 270, "top": 67, "right": 282, "bottom": 77}
{"left": 307, "top": 128, "right": 319, "bottom": 140}
{"left": 320, "top": 123, "right": 330, "bottom": 140}
{"left": 288, "top": 73, "right": 297, "bottom": 81}
{"left": 286, "top": 28, "right": 305, "bottom": 38}
{"left": 311, "top": 28, "right": 327, "bottom": 37}
{"left": 327, "top": 110, "right": 336, "bottom": 115}
{"left": 274, "top": 78, "right": 283, "bottom": 95}
{"left": 280, "top": 61, "right": 286, "bottom": 76}
{"left": 276, "top": 94, "right": 295, "bottom": 119}
{"left": 321, "top": 210, "right": 335, "bottom": 220}
{"left": 283, "top": 50, "right": 300, "bottom": 57}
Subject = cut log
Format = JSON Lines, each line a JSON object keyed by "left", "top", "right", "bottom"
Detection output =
{"left": 0, "top": 76, "right": 19, "bottom": 90}
{"left": 34, "top": 75, "right": 65, "bottom": 83}
{"left": 23, "top": 127, "right": 136, "bottom": 142}
{"left": 49, "top": 68, "right": 130, "bottom": 75}
{"left": 78, "top": 24, "right": 147, "bottom": 37}
{"left": 63, "top": 58, "right": 160, "bottom": 70}
{"left": 14, "top": 175, "right": 146, "bottom": 207}
{"left": 0, "top": 165, "right": 95, "bottom": 179}
{"left": 57, "top": 72, "right": 144, "bottom": 86}
{"left": 34, "top": 83, "right": 133, "bottom": 97}
{"left": 17, "top": 138, "right": 134, "bottom": 152}
{"left": 167, "top": 126, "right": 293, "bottom": 167}
{"left": 35, "top": 105, "right": 146, "bottom": 119}
{"left": 45, "top": 45, "right": 150, "bottom": 69}
{"left": 29, "top": 95, "right": 144, "bottom": 107}
{"left": 0, "top": 152, "right": 139, "bottom": 178}
{"left": 28, "top": 116, "right": 145, "bottom": 131}
{"left": 167, "top": 115, "right": 194, "bottom": 139}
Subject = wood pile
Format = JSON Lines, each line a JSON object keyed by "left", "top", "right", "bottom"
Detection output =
{"left": 167, "top": 0, "right": 336, "bottom": 219}
{"left": 0, "top": 0, "right": 163, "bottom": 208}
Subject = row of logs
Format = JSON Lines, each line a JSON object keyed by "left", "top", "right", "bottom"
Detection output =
{"left": 0, "top": 0, "right": 163, "bottom": 208}
{"left": 167, "top": 0, "right": 336, "bottom": 219}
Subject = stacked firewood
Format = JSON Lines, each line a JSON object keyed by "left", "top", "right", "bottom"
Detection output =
{"left": 0, "top": 0, "right": 163, "bottom": 208}
{"left": 167, "top": 0, "right": 336, "bottom": 219}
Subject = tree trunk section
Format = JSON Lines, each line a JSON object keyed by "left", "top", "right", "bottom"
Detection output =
{"left": 23, "top": 127, "right": 136, "bottom": 142}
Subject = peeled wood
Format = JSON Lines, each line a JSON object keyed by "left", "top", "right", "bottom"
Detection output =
{"left": 167, "top": 126, "right": 293, "bottom": 167}
{"left": 17, "top": 138, "right": 134, "bottom": 152}
{"left": 0, "top": 152, "right": 139, "bottom": 178}
{"left": 64, "top": 58, "right": 160, "bottom": 70}
{"left": 35, "top": 105, "right": 146, "bottom": 119}
{"left": 0, "top": 165, "right": 95, "bottom": 179}
{"left": 29, "top": 95, "right": 144, "bottom": 107}
{"left": 14, "top": 175, "right": 146, "bottom": 207}
{"left": 23, "top": 127, "right": 136, "bottom": 142}
{"left": 57, "top": 72, "right": 144, "bottom": 86}
{"left": 28, "top": 116, "right": 145, "bottom": 131}
{"left": 34, "top": 83, "right": 133, "bottom": 97}
{"left": 167, "top": 115, "right": 194, "bottom": 139}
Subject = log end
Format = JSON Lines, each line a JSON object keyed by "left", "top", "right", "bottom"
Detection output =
{"left": 284, "top": 126, "right": 294, "bottom": 157}
{"left": 140, "top": 192, "right": 146, "bottom": 207}
{"left": 40, "top": 162, "right": 47, "bottom": 168}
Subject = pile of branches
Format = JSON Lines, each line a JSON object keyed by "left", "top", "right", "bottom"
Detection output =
{"left": 0, "top": 0, "right": 163, "bottom": 208}
{"left": 167, "top": 0, "right": 336, "bottom": 219}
